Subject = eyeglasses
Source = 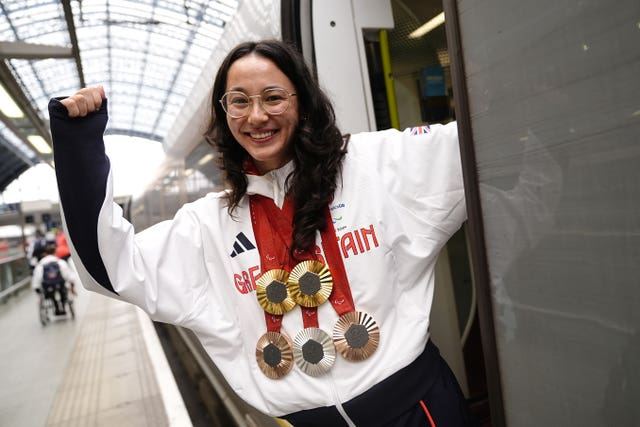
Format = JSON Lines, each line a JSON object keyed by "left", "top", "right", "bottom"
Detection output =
{"left": 219, "top": 88, "right": 297, "bottom": 118}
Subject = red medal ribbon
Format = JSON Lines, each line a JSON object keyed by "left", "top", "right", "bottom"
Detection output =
{"left": 250, "top": 194, "right": 356, "bottom": 332}
{"left": 320, "top": 208, "right": 356, "bottom": 315}
{"left": 250, "top": 197, "right": 287, "bottom": 332}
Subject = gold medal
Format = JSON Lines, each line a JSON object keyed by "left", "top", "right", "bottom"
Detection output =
{"left": 333, "top": 311, "right": 379, "bottom": 361}
{"left": 256, "top": 269, "right": 296, "bottom": 315}
{"left": 293, "top": 328, "right": 336, "bottom": 376}
{"left": 287, "top": 260, "right": 333, "bottom": 307}
{"left": 256, "top": 332, "right": 294, "bottom": 379}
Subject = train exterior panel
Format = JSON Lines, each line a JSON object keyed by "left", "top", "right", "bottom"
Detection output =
{"left": 450, "top": 0, "right": 640, "bottom": 425}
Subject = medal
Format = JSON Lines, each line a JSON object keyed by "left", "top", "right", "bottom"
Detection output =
{"left": 287, "top": 260, "right": 333, "bottom": 307}
{"left": 250, "top": 195, "right": 382, "bottom": 379}
{"left": 293, "top": 328, "right": 336, "bottom": 377}
{"left": 333, "top": 311, "right": 379, "bottom": 361}
{"left": 256, "top": 269, "right": 297, "bottom": 315}
{"left": 255, "top": 332, "right": 294, "bottom": 379}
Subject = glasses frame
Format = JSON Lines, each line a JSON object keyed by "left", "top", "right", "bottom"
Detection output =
{"left": 219, "top": 88, "right": 297, "bottom": 118}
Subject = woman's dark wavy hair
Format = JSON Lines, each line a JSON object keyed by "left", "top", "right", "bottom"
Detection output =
{"left": 204, "top": 40, "right": 346, "bottom": 257}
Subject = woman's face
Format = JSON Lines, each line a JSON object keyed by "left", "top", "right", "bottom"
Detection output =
{"left": 224, "top": 53, "right": 299, "bottom": 174}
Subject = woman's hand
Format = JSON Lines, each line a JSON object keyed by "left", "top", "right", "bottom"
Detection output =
{"left": 60, "top": 85, "right": 105, "bottom": 117}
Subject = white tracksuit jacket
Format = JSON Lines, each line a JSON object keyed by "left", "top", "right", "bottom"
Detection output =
{"left": 48, "top": 98, "right": 466, "bottom": 417}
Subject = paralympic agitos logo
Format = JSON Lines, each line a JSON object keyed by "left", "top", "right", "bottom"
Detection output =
{"left": 231, "top": 224, "right": 380, "bottom": 295}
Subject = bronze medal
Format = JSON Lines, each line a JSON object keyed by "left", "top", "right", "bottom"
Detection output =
{"left": 287, "top": 260, "right": 333, "bottom": 307}
{"left": 293, "top": 327, "right": 336, "bottom": 376}
{"left": 256, "top": 331, "right": 294, "bottom": 379}
{"left": 256, "top": 269, "right": 296, "bottom": 315}
{"left": 332, "top": 311, "right": 380, "bottom": 361}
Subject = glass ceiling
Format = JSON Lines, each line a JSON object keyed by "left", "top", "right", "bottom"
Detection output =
{"left": 0, "top": 0, "right": 239, "bottom": 162}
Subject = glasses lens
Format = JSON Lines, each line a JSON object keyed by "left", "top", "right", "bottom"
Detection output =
{"left": 221, "top": 89, "right": 291, "bottom": 117}
{"left": 261, "top": 89, "right": 290, "bottom": 115}
{"left": 223, "top": 92, "right": 250, "bottom": 117}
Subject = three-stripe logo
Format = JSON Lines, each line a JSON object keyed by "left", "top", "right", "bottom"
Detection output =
{"left": 230, "top": 232, "right": 256, "bottom": 257}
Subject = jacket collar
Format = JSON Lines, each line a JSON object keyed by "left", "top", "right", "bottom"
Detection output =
{"left": 245, "top": 160, "right": 294, "bottom": 208}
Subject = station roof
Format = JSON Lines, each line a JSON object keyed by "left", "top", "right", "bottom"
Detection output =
{"left": 0, "top": 0, "right": 239, "bottom": 192}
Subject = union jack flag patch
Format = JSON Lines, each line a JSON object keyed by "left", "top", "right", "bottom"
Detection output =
{"left": 405, "top": 125, "right": 431, "bottom": 136}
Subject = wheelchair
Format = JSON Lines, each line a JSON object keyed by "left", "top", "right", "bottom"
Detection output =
{"left": 39, "top": 282, "right": 75, "bottom": 326}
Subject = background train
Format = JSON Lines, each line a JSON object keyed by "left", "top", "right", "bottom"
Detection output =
{"left": 125, "top": 0, "right": 639, "bottom": 426}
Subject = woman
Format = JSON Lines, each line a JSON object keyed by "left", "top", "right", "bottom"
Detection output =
{"left": 49, "top": 40, "right": 472, "bottom": 426}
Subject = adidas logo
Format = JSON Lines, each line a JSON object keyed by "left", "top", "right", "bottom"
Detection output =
{"left": 230, "top": 232, "right": 256, "bottom": 258}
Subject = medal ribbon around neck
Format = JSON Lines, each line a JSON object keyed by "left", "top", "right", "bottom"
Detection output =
{"left": 250, "top": 195, "right": 297, "bottom": 378}
{"left": 259, "top": 197, "right": 360, "bottom": 316}
{"left": 251, "top": 195, "right": 322, "bottom": 330}
{"left": 250, "top": 195, "right": 296, "bottom": 330}
{"left": 319, "top": 208, "right": 380, "bottom": 361}
{"left": 250, "top": 193, "right": 379, "bottom": 377}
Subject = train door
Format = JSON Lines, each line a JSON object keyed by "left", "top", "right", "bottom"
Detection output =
{"left": 307, "top": 0, "right": 491, "bottom": 424}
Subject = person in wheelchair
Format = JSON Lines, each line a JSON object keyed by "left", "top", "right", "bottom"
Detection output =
{"left": 31, "top": 244, "right": 78, "bottom": 315}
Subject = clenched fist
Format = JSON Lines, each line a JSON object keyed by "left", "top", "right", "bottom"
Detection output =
{"left": 60, "top": 85, "right": 105, "bottom": 117}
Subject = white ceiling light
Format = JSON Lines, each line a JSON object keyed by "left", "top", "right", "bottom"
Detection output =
{"left": 409, "top": 12, "right": 445, "bottom": 39}
{"left": 198, "top": 153, "right": 215, "bottom": 166}
{"left": 27, "top": 135, "right": 52, "bottom": 154}
{"left": 0, "top": 84, "right": 24, "bottom": 118}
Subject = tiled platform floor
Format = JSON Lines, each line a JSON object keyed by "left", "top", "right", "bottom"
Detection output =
{"left": 0, "top": 286, "right": 190, "bottom": 427}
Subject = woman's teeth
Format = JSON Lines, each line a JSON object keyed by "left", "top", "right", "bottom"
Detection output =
{"left": 251, "top": 131, "right": 275, "bottom": 139}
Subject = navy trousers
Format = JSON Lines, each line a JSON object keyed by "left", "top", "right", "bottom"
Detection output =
{"left": 283, "top": 340, "right": 476, "bottom": 427}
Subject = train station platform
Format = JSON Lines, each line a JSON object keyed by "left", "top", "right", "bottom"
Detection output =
{"left": 0, "top": 284, "right": 192, "bottom": 427}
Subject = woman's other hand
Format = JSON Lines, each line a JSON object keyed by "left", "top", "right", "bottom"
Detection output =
{"left": 60, "top": 85, "right": 105, "bottom": 117}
